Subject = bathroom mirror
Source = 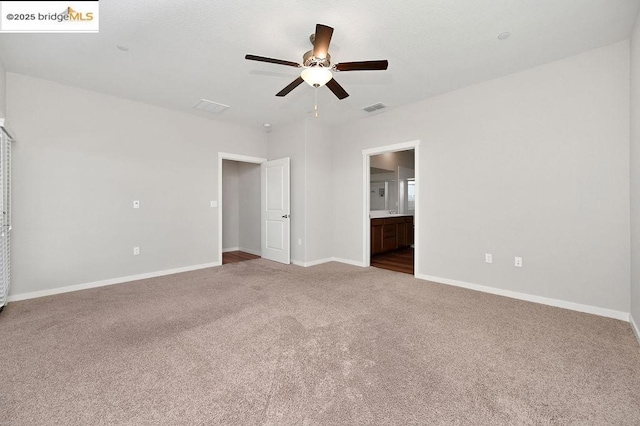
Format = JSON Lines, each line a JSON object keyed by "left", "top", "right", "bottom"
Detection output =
{"left": 370, "top": 167, "right": 397, "bottom": 211}
{"left": 370, "top": 150, "right": 415, "bottom": 216}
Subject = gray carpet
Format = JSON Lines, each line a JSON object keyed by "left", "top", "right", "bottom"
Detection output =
{"left": 1, "top": 260, "right": 639, "bottom": 425}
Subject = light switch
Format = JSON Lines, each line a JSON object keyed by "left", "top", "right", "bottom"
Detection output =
{"left": 210, "top": 201, "right": 218, "bottom": 208}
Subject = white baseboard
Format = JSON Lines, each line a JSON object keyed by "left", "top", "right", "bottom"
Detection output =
{"left": 630, "top": 314, "right": 640, "bottom": 347}
{"left": 8, "top": 262, "right": 221, "bottom": 302}
{"left": 291, "top": 258, "right": 333, "bottom": 267}
{"left": 224, "top": 247, "right": 261, "bottom": 256}
{"left": 238, "top": 247, "right": 261, "bottom": 257}
{"left": 331, "top": 257, "right": 367, "bottom": 267}
{"left": 416, "top": 274, "right": 629, "bottom": 322}
{"left": 291, "top": 257, "right": 365, "bottom": 268}
{"left": 306, "top": 258, "right": 333, "bottom": 267}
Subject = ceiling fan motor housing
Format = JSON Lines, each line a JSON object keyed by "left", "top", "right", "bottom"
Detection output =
{"left": 303, "top": 50, "right": 331, "bottom": 68}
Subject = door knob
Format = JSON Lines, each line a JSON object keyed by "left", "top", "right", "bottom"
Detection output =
{"left": 282, "top": 214, "right": 290, "bottom": 219}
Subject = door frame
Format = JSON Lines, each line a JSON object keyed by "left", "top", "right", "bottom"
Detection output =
{"left": 362, "top": 140, "right": 420, "bottom": 275}
{"left": 217, "top": 153, "right": 267, "bottom": 265}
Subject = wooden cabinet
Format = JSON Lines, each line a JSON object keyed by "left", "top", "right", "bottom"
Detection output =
{"left": 371, "top": 219, "right": 384, "bottom": 255}
{"left": 383, "top": 219, "right": 398, "bottom": 252}
{"left": 397, "top": 220, "right": 407, "bottom": 247}
{"left": 406, "top": 216, "right": 414, "bottom": 246}
{"left": 371, "top": 216, "right": 414, "bottom": 255}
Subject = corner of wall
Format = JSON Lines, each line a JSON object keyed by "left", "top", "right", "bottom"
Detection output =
{"left": 630, "top": 7, "right": 640, "bottom": 338}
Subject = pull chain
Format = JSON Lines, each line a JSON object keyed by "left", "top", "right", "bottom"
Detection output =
{"left": 314, "top": 87, "right": 319, "bottom": 118}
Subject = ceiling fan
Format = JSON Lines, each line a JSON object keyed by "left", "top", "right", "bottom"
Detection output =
{"left": 245, "top": 24, "right": 388, "bottom": 100}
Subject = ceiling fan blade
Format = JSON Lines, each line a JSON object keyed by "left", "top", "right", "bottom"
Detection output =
{"left": 245, "top": 54, "right": 301, "bottom": 68}
{"left": 312, "top": 24, "right": 334, "bottom": 59}
{"left": 326, "top": 78, "right": 349, "bottom": 100}
{"left": 276, "top": 77, "right": 305, "bottom": 97}
{"left": 335, "top": 60, "right": 389, "bottom": 72}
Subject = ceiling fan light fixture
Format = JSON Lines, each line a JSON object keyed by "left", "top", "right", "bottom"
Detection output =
{"left": 301, "top": 66, "right": 333, "bottom": 87}
{"left": 245, "top": 23, "right": 387, "bottom": 100}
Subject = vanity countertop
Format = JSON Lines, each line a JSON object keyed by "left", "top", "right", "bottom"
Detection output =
{"left": 369, "top": 211, "right": 414, "bottom": 219}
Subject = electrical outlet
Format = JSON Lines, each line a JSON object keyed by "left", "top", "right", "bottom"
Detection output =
{"left": 515, "top": 257, "right": 522, "bottom": 267}
{"left": 485, "top": 253, "right": 492, "bottom": 263}
{"left": 210, "top": 201, "right": 218, "bottom": 208}
{"left": 133, "top": 247, "right": 140, "bottom": 256}
{"left": 133, "top": 200, "right": 140, "bottom": 209}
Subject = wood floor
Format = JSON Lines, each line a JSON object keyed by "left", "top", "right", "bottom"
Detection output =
{"left": 371, "top": 247, "right": 414, "bottom": 275}
{"left": 222, "top": 251, "right": 261, "bottom": 264}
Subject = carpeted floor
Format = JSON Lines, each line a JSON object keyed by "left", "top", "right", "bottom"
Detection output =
{"left": 1, "top": 260, "right": 639, "bottom": 425}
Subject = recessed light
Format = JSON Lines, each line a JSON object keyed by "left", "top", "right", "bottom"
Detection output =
{"left": 263, "top": 123, "right": 271, "bottom": 128}
{"left": 497, "top": 32, "right": 510, "bottom": 40}
{"left": 116, "top": 45, "right": 129, "bottom": 52}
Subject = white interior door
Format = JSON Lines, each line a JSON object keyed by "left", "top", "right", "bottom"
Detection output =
{"left": 261, "top": 157, "right": 290, "bottom": 264}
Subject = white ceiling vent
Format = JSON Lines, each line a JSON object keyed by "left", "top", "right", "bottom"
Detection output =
{"left": 362, "top": 102, "right": 387, "bottom": 113}
{"left": 193, "top": 99, "right": 230, "bottom": 114}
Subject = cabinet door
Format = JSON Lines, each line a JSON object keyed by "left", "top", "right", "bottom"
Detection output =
{"left": 397, "top": 221, "right": 407, "bottom": 247}
{"left": 382, "top": 219, "right": 397, "bottom": 252}
{"left": 371, "top": 220, "right": 384, "bottom": 254}
{"left": 406, "top": 217, "right": 414, "bottom": 246}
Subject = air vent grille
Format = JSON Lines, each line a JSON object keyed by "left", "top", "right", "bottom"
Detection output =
{"left": 362, "top": 102, "right": 387, "bottom": 113}
{"left": 193, "top": 99, "right": 230, "bottom": 114}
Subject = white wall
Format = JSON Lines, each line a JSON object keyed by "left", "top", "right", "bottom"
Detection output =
{"left": 630, "top": 13, "right": 640, "bottom": 332}
{"left": 305, "top": 119, "right": 332, "bottom": 262}
{"left": 0, "top": 58, "right": 6, "bottom": 118}
{"left": 332, "top": 41, "right": 630, "bottom": 314}
{"left": 238, "top": 162, "right": 261, "bottom": 254}
{"left": 266, "top": 118, "right": 333, "bottom": 264}
{"left": 222, "top": 160, "right": 240, "bottom": 250}
{"left": 7, "top": 73, "right": 267, "bottom": 296}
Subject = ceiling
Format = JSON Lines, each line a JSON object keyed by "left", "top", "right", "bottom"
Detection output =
{"left": 0, "top": 0, "right": 638, "bottom": 130}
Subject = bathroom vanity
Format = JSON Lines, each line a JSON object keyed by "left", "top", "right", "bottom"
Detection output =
{"left": 370, "top": 215, "right": 414, "bottom": 255}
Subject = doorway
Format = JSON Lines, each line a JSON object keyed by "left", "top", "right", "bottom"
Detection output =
{"left": 362, "top": 141, "right": 420, "bottom": 276}
{"left": 218, "top": 153, "right": 266, "bottom": 265}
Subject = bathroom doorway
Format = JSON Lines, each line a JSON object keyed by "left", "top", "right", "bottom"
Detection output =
{"left": 362, "top": 141, "right": 420, "bottom": 275}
